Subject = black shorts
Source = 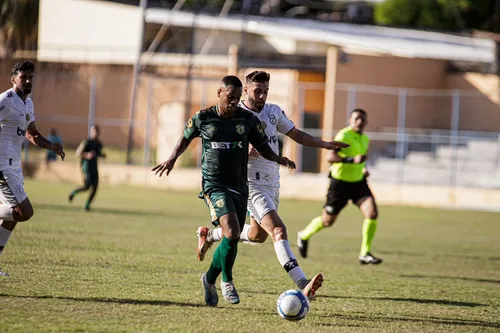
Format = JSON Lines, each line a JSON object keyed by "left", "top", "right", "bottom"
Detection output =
{"left": 84, "top": 172, "right": 99, "bottom": 188}
{"left": 324, "top": 177, "right": 373, "bottom": 214}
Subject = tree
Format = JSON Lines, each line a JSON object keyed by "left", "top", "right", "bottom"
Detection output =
{"left": 0, "top": 0, "right": 39, "bottom": 57}
{"left": 374, "top": 0, "right": 496, "bottom": 32}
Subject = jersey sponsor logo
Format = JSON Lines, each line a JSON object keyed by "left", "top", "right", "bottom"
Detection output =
{"left": 17, "top": 127, "right": 26, "bottom": 136}
{"left": 269, "top": 114, "right": 277, "bottom": 125}
{"left": 211, "top": 141, "right": 243, "bottom": 149}
{"left": 235, "top": 124, "right": 245, "bottom": 135}
{"left": 269, "top": 135, "right": 278, "bottom": 145}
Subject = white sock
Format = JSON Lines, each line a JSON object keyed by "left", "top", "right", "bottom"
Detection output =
{"left": 0, "top": 226, "right": 12, "bottom": 255}
{"left": 210, "top": 224, "right": 252, "bottom": 243}
{"left": 274, "top": 240, "right": 307, "bottom": 288}
{"left": 0, "top": 205, "right": 13, "bottom": 221}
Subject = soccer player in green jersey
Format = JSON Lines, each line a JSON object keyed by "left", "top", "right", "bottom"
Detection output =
{"left": 297, "top": 109, "right": 382, "bottom": 265}
{"left": 152, "top": 75, "right": 296, "bottom": 307}
{"left": 68, "top": 125, "right": 106, "bottom": 211}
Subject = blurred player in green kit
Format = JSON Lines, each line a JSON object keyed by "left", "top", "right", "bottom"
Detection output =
{"left": 297, "top": 109, "right": 382, "bottom": 265}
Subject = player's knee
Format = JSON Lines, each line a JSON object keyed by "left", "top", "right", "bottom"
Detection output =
{"left": 15, "top": 205, "right": 34, "bottom": 222}
{"left": 248, "top": 227, "right": 268, "bottom": 243}
{"left": 367, "top": 211, "right": 378, "bottom": 220}
{"left": 224, "top": 228, "right": 240, "bottom": 240}
{"left": 271, "top": 226, "right": 287, "bottom": 242}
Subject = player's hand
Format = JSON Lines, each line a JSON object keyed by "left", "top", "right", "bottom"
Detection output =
{"left": 248, "top": 144, "right": 260, "bottom": 157}
{"left": 325, "top": 141, "right": 349, "bottom": 150}
{"left": 277, "top": 156, "right": 296, "bottom": 169}
{"left": 363, "top": 169, "right": 370, "bottom": 178}
{"left": 152, "top": 158, "right": 176, "bottom": 177}
{"left": 50, "top": 143, "right": 65, "bottom": 161}
{"left": 353, "top": 155, "right": 366, "bottom": 164}
{"left": 86, "top": 151, "right": 97, "bottom": 160}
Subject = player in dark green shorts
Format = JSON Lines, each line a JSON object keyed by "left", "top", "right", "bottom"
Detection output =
{"left": 297, "top": 109, "right": 382, "bottom": 265}
{"left": 68, "top": 125, "right": 106, "bottom": 211}
{"left": 152, "top": 75, "right": 295, "bottom": 307}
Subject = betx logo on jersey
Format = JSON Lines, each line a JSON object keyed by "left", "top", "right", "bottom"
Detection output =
{"left": 17, "top": 127, "right": 26, "bottom": 136}
{"left": 211, "top": 141, "right": 243, "bottom": 149}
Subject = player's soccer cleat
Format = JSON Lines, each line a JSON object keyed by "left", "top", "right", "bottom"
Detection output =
{"left": 0, "top": 268, "right": 10, "bottom": 277}
{"left": 302, "top": 273, "right": 323, "bottom": 301}
{"left": 359, "top": 252, "right": 383, "bottom": 265}
{"left": 297, "top": 232, "right": 308, "bottom": 258}
{"left": 196, "top": 227, "right": 213, "bottom": 261}
{"left": 200, "top": 272, "right": 218, "bottom": 307}
{"left": 220, "top": 280, "right": 240, "bottom": 304}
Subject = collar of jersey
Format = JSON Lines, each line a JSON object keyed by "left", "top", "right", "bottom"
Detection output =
{"left": 10, "top": 88, "right": 26, "bottom": 105}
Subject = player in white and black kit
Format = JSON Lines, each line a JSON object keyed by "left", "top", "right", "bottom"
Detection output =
{"left": 196, "top": 71, "right": 348, "bottom": 299}
{"left": 0, "top": 61, "right": 65, "bottom": 276}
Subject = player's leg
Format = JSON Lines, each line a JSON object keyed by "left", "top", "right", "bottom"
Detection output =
{"left": 68, "top": 172, "right": 91, "bottom": 202}
{"left": 297, "top": 178, "right": 347, "bottom": 258}
{"left": 202, "top": 190, "right": 241, "bottom": 306}
{"left": 84, "top": 174, "right": 99, "bottom": 211}
{"left": 0, "top": 170, "right": 34, "bottom": 275}
{"left": 354, "top": 181, "right": 382, "bottom": 265}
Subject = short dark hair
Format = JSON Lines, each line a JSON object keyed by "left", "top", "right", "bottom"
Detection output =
{"left": 351, "top": 108, "right": 367, "bottom": 116}
{"left": 11, "top": 61, "right": 35, "bottom": 76}
{"left": 245, "top": 70, "right": 270, "bottom": 83}
{"left": 221, "top": 75, "right": 242, "bottom": 88}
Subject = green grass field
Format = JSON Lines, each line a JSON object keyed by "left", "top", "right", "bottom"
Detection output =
{"left": 0, "top": 180, "right": 499, "bottom": 333}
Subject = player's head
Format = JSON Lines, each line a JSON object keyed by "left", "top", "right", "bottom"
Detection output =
{"left": 90, "top": 125, "right": 100, "bottom": 139}
{"left": 11, "top": 61, "right": 35, "bottom": 96}
{"left": 244, "top": 70, "right": 270, "bottom": 112}
{"left": 349, "top": 108, "right": 367, "bottom": 133}
{"left": 217, "top": 75, "right": 243, "bottom": 115}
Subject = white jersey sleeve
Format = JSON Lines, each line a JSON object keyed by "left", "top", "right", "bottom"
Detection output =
{"left": 276, "top": 107, "right": 295, "bottom": 134}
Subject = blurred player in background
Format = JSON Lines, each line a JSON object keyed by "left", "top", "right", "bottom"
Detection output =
{"left": 68, "top": 125, "right": 106, "bottom": 211}
{"left": 196, "top": 70, "right": 348, "bottom": 299}
{"left": 0, "top": 61, "right": 65, "bottom": 276}
{"left": 152, "top": 75, "right": 295, "bottom": 307}
{"left": 297, "top": 108, "right": 383, "bottom": 265}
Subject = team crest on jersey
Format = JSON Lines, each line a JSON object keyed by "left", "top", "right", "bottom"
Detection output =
{"left": 215, "top": 199, "right": 225, "bottom": 208}
{"left": 25, "top": 114, "right": 30, "bottom": 122}
{"left": 235, "top": 124, "right": 245, "bottom": 135}
{"left": 206, "top": 125, "right": 217, "bottom": 135}
{"left": 269, "top": 114, "right": 277, "bottom": 125}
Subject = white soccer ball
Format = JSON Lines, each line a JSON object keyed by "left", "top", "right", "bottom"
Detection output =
{"left": 276, "top": 289, "right": 310, "bottom": 321}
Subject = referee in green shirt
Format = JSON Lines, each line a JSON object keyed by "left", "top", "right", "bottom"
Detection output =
{"left": 297, "top": 108, "right": 382, "bottom": 265}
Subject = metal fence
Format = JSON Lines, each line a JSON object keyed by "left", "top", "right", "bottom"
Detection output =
{"left": 22, "top": 74, "right": 500, "bottom": 188}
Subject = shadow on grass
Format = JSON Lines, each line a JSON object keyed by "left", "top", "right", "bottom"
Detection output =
{"left": 35, "top": 203, "right": 163, "bottom": 217}
{"left": 0, "top": 293, "right": 204, "bottom": 308}
{"left": 317, "top": 313, "right": 500, "bottom": 329}
{"left": 400, "top": 274, "right": 500, "bottom": 285}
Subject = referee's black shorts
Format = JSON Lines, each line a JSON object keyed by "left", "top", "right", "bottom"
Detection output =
{"left": 324, "top": 177, "right": 373, "bottom": 215}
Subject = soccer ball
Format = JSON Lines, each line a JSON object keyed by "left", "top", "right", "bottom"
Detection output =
{"left": 276, "top": 289, "right": 310, "bottom": 321}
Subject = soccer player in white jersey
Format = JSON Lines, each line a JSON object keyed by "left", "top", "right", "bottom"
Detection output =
{"left": 196, "top": 71, "right": 348, "bottom": 298}
{"left": 0, "top": 61, "right": 65, "bottom": 276}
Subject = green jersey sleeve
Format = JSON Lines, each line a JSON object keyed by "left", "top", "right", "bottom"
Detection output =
{"left": 183, "top": 112, "right": 201, "bottom": 140}
{"left": 248, "top": 114, "right": 268, "bottom": 147}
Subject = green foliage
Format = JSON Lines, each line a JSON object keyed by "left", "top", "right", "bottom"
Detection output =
{"left": 0, "top": 180, "right": 499, "bottom": 332}
{"left": 374, "top": 0, "right": 496, "bottom": 31}
{"left": 0, "top": 0, "right": 39, "bottom": 55}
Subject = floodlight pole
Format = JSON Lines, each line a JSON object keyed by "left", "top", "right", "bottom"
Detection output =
{"left": 126, "top": 0, "right": 148, "bottom": 165}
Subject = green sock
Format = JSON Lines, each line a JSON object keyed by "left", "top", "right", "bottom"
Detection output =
{"left": 206, "top": 237, "right": 239, "bottom": 283}
{"left": 360, "top": 218, "right": 377, "bottom": 256}
{"left": 299, "top": 216, "right": 324, "bottom": 241}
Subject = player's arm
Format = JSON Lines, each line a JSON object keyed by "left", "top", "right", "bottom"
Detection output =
{"left": 327, "top": 149, "right": 366, "bottom": 164}
{"left": 286, "top": 128, "right": 349, "bottom": 150}
{"left": 253, "top": 142, "right": 296, "bottom": 169}
{"left": 152, "top": 136, "right": 192, "bottom": 177}
{"left": 26, "top": 122, "right": 65, "bottom": 160}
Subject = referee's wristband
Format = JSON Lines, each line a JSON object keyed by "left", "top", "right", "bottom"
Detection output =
{"left": 343, "top": 157, "right": 354, "bottom": 163}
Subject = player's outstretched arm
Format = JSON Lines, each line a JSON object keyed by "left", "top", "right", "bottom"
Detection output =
{"left": 26, "top": 122, "right": 65, "bottom": 160}
{"left": 286, "top": 128, "right": 349, "bottom": 150}
{"left": 327, "top": 150, "right": 366, "bottom": 164}
{"left": 253, "top": 143, "right": 296, "bottom": 169}
{"left": 152, "top": 136, "right": 192, "bottom": 177}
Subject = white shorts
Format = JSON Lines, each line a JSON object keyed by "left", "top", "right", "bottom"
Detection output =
{"left": 0, "top": 168, "right": 27, "bottom": 206}
{"left": 247, "top": 186, "right": 279, "bottom": 223}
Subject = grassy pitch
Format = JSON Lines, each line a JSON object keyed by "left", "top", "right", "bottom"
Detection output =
{"left": 0, "top": 180, "right": 499, "bottom": 333}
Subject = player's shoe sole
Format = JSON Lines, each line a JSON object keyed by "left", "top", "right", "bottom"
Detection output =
{"left": 302, "top": 273, "right": 323, "bottom": 301}
{"left": 196, "top": 227, "right": 212, "bottom": 261}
